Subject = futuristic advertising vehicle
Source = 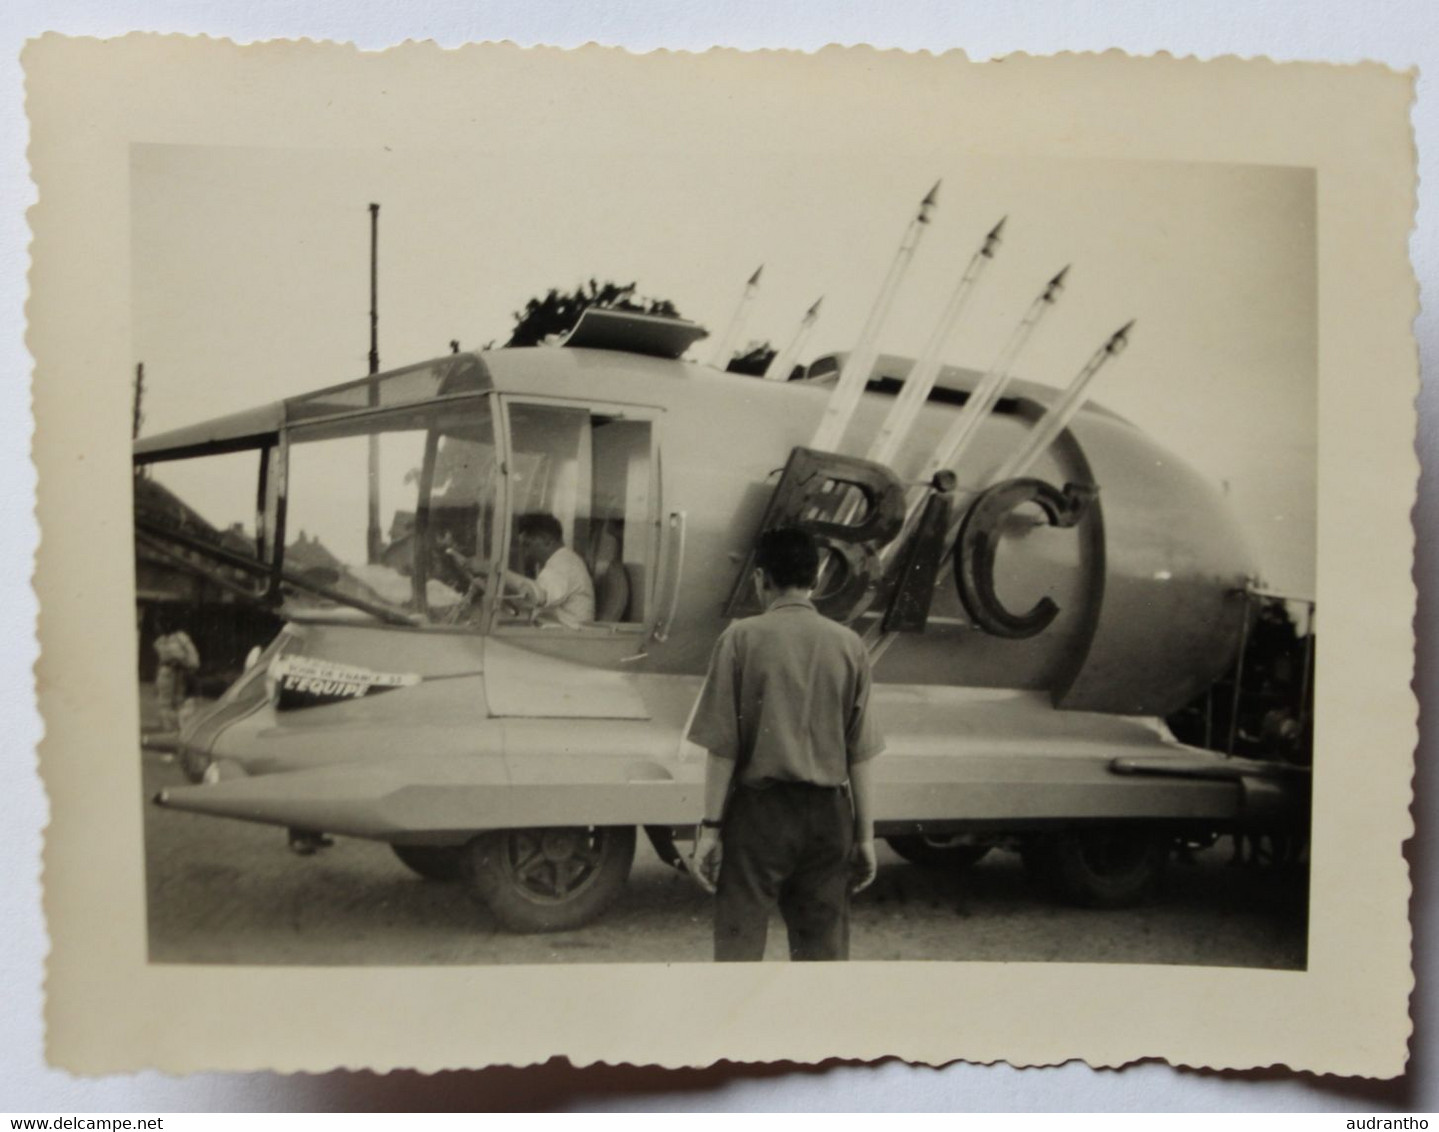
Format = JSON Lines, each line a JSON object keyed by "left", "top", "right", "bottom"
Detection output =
{"left": 137, "top": 300, "right": 1310, "bottom": 934}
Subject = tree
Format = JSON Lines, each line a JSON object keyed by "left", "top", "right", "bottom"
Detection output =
{"left": 507, "top": 279, "right": 681, "bottom": 348}
{"left": 725, "top": 341, "right": 777, "bottom": 377}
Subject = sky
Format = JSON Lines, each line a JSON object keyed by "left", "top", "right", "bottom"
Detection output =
{"left": 132, "top": 143, "right": 1316, "bottom": 597}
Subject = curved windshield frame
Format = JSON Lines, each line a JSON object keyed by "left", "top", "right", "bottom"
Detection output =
{"left": 281, "top": 397, "right": 499, "bottom": 628}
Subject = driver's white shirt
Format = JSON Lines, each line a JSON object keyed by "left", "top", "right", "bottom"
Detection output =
{"left": 528, "top": 546, "right": 595, "bottom": 628}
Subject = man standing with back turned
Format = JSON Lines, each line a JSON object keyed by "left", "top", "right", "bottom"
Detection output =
{"left": 688, "top": 527, "right": 885, "bottom": 962}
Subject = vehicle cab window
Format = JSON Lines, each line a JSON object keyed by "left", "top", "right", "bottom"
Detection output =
{"left": 500, "top": 401, "right": 656, "bottom": 631}
{"left": 283, "top": 399, "right": 500, "bottom": 627}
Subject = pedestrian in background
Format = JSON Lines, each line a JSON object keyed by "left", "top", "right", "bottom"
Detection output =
{"left": 153, "top": 615, "right": 200, "bottom": 733}
{"left": 688, "top": 526, "right": 885, "bottom": 961}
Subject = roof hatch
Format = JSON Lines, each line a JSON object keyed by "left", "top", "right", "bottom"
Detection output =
{"left": 560, "top": 308, "right": 709, "bottom": 360}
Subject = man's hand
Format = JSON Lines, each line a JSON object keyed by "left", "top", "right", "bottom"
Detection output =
{"left": 692, "top": 825, "right": 723, "bottom": 893}
{"left": 851, "top": 838, "right": 878, "bottom": 893}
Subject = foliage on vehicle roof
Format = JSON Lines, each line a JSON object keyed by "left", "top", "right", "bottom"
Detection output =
{"left": 507, "top": 280, "right": 681, "bottom": 348}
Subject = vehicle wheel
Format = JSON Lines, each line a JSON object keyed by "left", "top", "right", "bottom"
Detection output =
{"left": 885, "top": 835, "right": 991, "bottom": 869}
{"left": 1039, "top": 827, "right": 1169, "bottom": 909}
{"left": 465, "top": 825, "right": 637, "bottom": 933}
{"left": 1020, "top": 839, "right": 1057, "bottom": 889}
{"left": 391, "top": 843, "right": 466, "bottom": 882}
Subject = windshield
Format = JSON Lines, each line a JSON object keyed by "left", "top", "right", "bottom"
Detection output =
{"left": 283, "top": 398, "right": 499, "bottom": 626}
{"left": 136, "top": 447, "right": 274, "bottom": 604}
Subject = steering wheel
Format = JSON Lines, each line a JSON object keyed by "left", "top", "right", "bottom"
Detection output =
{"left": 415, "top": 540, "right": 480, "bottom": 623}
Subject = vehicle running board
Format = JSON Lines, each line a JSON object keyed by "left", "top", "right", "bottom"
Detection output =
{"left": 1112, "top": 754, "right": 1309, "bottom": 827}
{"left": 1110, "top": 755, "right": 1308, "bottom": 782}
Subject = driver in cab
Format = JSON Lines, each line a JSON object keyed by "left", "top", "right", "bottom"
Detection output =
{"left": 444, "top": 511, "right": 595, "bottom": 628}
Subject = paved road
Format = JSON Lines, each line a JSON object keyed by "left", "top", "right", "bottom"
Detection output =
{"left": 141, "top": 748, "right": 1308, "bottom": 969}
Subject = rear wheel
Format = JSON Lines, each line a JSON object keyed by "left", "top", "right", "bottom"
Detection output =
{"left": 465, "top": 825, "right": 637, "bottom": 933}
{"left": 885, "top": 834, "right": 991, "bottom": 870}
{"left": 391, "top": 843, "right": 466, "bottom": 882}
{"left": 1028, "top": 827, "right": 1169, "bottom": 908}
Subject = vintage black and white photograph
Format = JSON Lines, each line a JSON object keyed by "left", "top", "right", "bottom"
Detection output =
{"left": 27, "top": 40, "right": 1416, "bottom": 1077}
{"left": 130, "top": 143, "right": 1316, "bottom": 970}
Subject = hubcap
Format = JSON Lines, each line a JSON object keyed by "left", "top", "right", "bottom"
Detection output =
{"left": 506, "top": 827, "right": 605, "bottom": 902}
{"left": 1082, "top": 833, "right": 1149, "bottom": 876}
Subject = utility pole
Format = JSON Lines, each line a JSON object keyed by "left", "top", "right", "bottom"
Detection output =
{"left": 132, "top": 361, "right": 145, "bottom": 440}
{"left": 369, "top": 203, "right": 381, "bottom": 377}
{"left": 366, "top": 203, "right": 382, "bottom": 564}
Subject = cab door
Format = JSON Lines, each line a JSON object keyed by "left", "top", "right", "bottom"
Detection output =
{"left": 489, "top": 395, "right": 666, "bottom": 669}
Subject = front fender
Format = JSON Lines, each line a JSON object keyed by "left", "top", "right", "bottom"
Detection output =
{"left": 155, "top": 748, "right": 700, "bottom": 841}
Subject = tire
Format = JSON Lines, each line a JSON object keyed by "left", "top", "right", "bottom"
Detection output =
{"left": 1020, "top": 839, "right": 1057, "bottom": 888}
{"left": 1034, "top": 827, "right": 1170, "bottom": 909}
{"left": 885, "top": 835, "right": 991, "bottom": 870}
{"left": 391, "top": 843, "right": 466, "bottom": 882}
{"left": 465, "top": 825, "right": 637, "bottom": 933}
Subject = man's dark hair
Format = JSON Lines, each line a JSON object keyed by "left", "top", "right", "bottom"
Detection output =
{"left": 516, "top": 512, "right": 564, "bottom": 545}
{"left": 755, "top": 527, "right": 820, "bottom": 590}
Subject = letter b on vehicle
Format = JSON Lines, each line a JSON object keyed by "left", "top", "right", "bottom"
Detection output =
{"left": 726, "top": 447, "right": 906, "bottom": 622}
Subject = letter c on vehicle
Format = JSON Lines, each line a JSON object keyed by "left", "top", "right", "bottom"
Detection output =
{"left": 955, "top": 478, "right": 1096, "bottom": 639}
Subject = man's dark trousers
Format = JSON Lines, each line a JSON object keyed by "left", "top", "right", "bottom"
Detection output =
{"left": 715, "top": 781, "right": 854, "bottom": 961}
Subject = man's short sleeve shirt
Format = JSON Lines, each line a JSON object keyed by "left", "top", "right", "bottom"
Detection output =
{"left": 530, "top": 546, "right": 595, "bottom": 628}
{"left": 687, "top": 596, "right": 885, "bottom": 786}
